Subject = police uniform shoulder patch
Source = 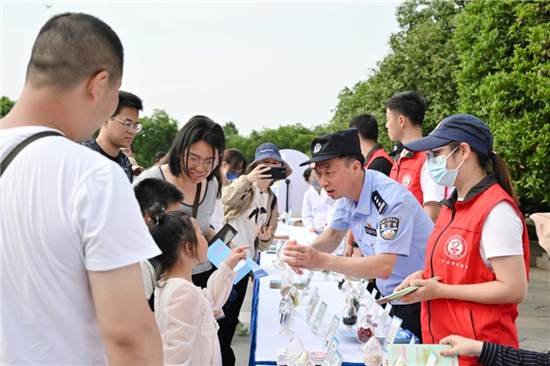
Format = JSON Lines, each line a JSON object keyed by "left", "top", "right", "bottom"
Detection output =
{"left": 371, "top": 190, "right": 387, "bottom": 214}
{"left": 379, "top": 217, "right": 399, "bottom": 240}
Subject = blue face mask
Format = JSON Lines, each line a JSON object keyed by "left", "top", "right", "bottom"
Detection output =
{"left": 427, "top": 146, "right": 464, "bottom": 187}
{"left": 310, "top": 179, "right": 321, "bottom": 188}
{"left": 226, "top": 171, "right": 239, "bottom": 182}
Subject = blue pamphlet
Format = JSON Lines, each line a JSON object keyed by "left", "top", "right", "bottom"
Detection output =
{"left": 207, "top": 239, "right": 268, "bottom": 284}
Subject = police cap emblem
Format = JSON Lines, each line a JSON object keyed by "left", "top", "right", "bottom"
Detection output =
{"left": 313, "top": 143, "right": 322, "bottom": 154}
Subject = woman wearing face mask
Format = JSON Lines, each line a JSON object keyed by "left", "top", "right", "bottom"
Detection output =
{"left": 394, "top": 114, "right": 529, "bottom": 366}
{"left": 301, "top": 167, "right": 330, "bottom": 234}
{"left": 219, "top": 142, "right": 292, "bottom": 366}
{"left": 211, "top": 148, "right": 247, "bottom": 232}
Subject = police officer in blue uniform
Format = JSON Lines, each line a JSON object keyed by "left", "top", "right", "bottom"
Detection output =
{"left": 284, "top": 129, "right": 434, "bottom": 341}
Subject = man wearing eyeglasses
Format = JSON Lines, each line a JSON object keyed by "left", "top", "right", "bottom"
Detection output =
{"left": 83, "top": 90, "right": 143, "bottom": 181}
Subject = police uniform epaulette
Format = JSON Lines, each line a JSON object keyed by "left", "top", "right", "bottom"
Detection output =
{"left": 371, "top": 190, "right": 387, "bottom": 214}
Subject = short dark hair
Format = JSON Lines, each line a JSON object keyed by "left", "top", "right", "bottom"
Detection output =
{"left": 167, "top": 115, "right": 225, "bottom": 180}
{"left": 339, "top": 153, "right": 365, "bottom": 167}
{"left": 133, "top": 178, "right": 183, "bottom": 216}
{"left": 222, "top": 148, "right": 247, "bottom": 173}
{"left": 303, "top": 168, "right": 312, "bottom": 182}
{"left": 385, "top": 91, "right": 427, "bottom": 127}
{"left": 349, "top": 114, "right": 379, "bottom": 141}
{"left": 113, "top": 91, "right": 143, "bottom": 117}
{"left": 146, "top": 205, "right": 198, "bottom": 282}
{"left": 26, "top": 13, "right": 123, "bottom": 91}
{"left": 154, "top": 151, "right": 167, "bottom": 162}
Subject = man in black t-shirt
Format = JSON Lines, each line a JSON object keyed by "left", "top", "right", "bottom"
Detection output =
{"left": 83, "top": 91, "right": 143, "bottom": 181}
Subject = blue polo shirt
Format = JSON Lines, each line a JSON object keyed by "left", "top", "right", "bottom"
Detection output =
{"left": 331, "top": 170, "right": 433, "bottom": 299}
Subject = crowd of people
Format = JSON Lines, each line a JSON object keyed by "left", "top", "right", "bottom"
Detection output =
{"left": 1, "top": 11, "right": 548, "bottom": 366}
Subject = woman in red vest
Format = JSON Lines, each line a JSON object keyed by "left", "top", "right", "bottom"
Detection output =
{"left": 394, "top": 114, "right": 529, "bottom": 365}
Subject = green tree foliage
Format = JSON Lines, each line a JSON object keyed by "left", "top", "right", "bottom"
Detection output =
{"left": 133, "top": 109, "right": 179, "bottom": 168}
{"left": 330, "top": 0, "right": 466, "bottom": 150}
{"left": 455, "top": 0, "right": 550, "bottom": 209}
{"left": 224, "top": 123, "right": 328, "bottom": 163}
{"left": 223, "top": 121, "right": 239, "bottom": 137}
{"left": 329, "top": 0, "right": 550, "bottom": 211}
{"left": 1, "top": 96, "right": 16, "bottom": 118}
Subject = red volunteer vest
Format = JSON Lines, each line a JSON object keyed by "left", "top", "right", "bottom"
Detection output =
{"left": 389, "top": 150, "right": 426, "bottom": 204}
{"left": 364, "top": 147, "right": 393, "bottom": 169}
{"left": 421, "top": 177, "right": 530, "bottom": 365}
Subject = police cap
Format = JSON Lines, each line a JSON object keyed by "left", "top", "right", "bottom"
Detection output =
{"left": 300, "top": 129, "right": 361, "bottom": 166}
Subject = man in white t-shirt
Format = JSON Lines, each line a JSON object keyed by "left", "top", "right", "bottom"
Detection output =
{"left": 0, "top": 13, "right": 162, "bottom": 365}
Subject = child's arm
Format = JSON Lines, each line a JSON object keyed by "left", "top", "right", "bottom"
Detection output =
{"left": 204, "top": 247, "right": 248, "bottom": 311}
{"left": 161, "top": 284, "right": 201, "bottom": 366}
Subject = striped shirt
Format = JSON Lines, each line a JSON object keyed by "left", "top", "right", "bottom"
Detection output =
{"left": 478, "top": 342, "right": 550, "bottom": 366}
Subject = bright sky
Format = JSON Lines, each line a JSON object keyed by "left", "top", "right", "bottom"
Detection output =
{"left": 1, "top": 1, "right": 401, "bottom": 135}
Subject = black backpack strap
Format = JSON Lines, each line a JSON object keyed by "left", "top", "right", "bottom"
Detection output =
{"left": 1, "top": 131, "right": 64, "bottom": 177}
{"left": 192, "top": 182, "right": 202, "bottom": 219}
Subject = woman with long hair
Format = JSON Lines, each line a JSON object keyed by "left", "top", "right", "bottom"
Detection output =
{"left": 134, "top": 115, "right": 225, "bottom": 288}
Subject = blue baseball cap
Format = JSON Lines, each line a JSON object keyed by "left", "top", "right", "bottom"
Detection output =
{"left": 404, "top": 114, "right": 493, "bottom": 157}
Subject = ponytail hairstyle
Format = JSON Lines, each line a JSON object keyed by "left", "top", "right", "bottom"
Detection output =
{"left": 146, "top": 203, "right": 199, "bottom": 284}
{"left": 486, "top": 150, "right": 519, "bottom": 206}
{"left": 448, "top": 142, "right": 519, "bottom": 206}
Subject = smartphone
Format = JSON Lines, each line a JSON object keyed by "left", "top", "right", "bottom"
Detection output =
{"left": 263, "top": 166, "right": 286, "bottom": 180}
{"left": 208, "top": 224, "right": 238, "bottom": 247}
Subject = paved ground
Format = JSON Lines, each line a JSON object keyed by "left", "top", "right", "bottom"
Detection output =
{"left": 233, "top": 268, "right": 550, "bottom": 366}
{"left": 517, "top": 268, "right": 550, "bottom": 353}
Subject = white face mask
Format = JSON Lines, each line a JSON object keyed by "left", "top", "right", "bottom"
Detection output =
{"left": 427, "top": 145, "right": 464, "bottom": 187}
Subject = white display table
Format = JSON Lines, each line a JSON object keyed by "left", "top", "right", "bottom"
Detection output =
{"left": 250, "top": 252, "right": 394, "bottom": 366}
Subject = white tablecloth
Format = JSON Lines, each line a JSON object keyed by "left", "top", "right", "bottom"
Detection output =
{"left": 253, "top": 253, "right": 392, "bottom": 365}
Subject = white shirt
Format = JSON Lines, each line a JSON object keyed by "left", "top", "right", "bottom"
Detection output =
{"left": 480, "top": 201, "right": 524, "bottom": 270}
{"left": 141, "top": 260, "right": 156, "bottom": 300}
{"left": 155, "top": 264, "right": 237, "bottom": 366}
{"left": 211, "top": 197, "right": 225, "bottom": 232}
{"left": 1, "top": 126, "right": 161, "bottom": 365}
{"left": 228, "top": 186, "right": 269, "bottom": 259}
{"left": 301, "top": 185, "right": 330, "bottom": 233}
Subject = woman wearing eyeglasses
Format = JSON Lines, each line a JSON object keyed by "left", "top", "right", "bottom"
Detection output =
{"left": 134, "top": 115, "right": 225, "bottom": 289}
{"left": 393, "top": 114, "right": 529, "bottom": 366}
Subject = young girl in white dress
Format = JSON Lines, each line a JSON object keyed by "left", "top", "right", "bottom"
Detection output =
{"left": 147, "top": 204, "right": 249, "bottom": 366}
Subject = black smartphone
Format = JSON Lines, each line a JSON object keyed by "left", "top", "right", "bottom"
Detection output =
{"left": 263, "top": 166, "right": 286, "bottom": 180}
{"left": 208, "top": 224, "right": 238, "bottom": 247}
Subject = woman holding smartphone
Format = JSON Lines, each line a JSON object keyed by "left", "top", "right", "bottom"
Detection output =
{"left": 219, "top": 142, "right": 292, "bottom": 366}
{"left": 394, "top": 114, "right": 529, "bottom": 366}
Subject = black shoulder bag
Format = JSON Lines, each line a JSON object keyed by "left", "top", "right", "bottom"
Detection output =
{"left": 1, "top": 131, "right": 64, "bottom": 177}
